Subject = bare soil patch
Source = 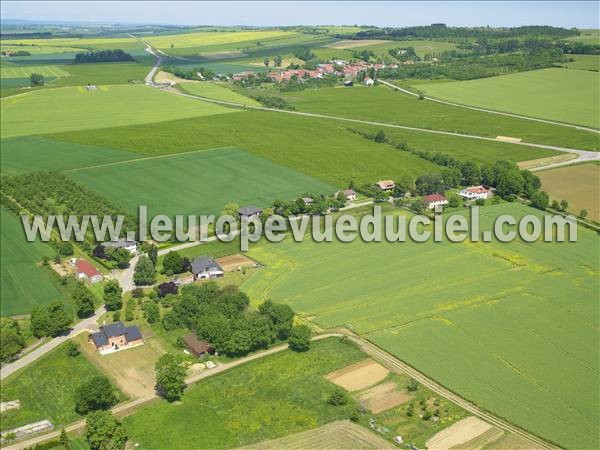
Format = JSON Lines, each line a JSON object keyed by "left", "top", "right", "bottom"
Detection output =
{"left": 326, "top": 39, "right": 390, "bottom": 49}
{"left": 426, "top": 416, "right": 493, "bottom": 450}
{"left": 325, "top": 359, "right": 389, "bottom": 391}
{"left": 517, "top": 153, "right": 578, "bottom": 170}
{"left": 154, "top": 70, "right": 194, "bottom": 84}
{"left": 357, "top": 381, "right": 413, "bottom": 413}
{"left": 216, "top": 253, "right": 257, "bottom": 272}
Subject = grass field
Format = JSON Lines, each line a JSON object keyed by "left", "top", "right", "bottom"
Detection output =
{"left": 537, "top": 162, "right": 600, "bottom": 221}
{"left": 123, "top": 338, "right": 363, "bottom": 450}
{"left": 146, "top": 30, "right": 291, "bottom": 50}
{"left": 240, "top": 204, "right": 599, "bottom": 449}
{"left": 567, "top": 29, "right": 600, "bottom": 45}
{"left": 1, "top": 65, "right": 70, "bottom": 79}
{"left": 66, "top": 147, "right": 336, "bottom": 216}
{"left": 0, "top": 342, "right": 124, "bottom": 431}
{"left": 177, "top": 81, "right": 260, "bottom": 105}
{"left": 561, "top": 54, "right": 600, "bottom": 71}
{"left": 51, "top": 62, "right": 150, "bottom": 87}
{"left": 0, "top": 84, "right": 238, "bottom": 138}
{"left": 325, "top": 39, "right": 457, "bottom": 58}
{"left": 421, "top": 68, "right": 600, "bottom": 128}
{"left": 271, "top": 85, "right": 599, "bottom": 150}
{"left": 1, "top": 44, "right": 85, "bottom": 54}
{"left": 0, "top": 207, "right": 63, "bottom": 316}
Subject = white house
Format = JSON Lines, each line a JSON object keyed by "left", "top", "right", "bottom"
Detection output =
{"left": 343, "top": 189, "right": 357, "bottom": 201}
{"left": 423, "top": 193, "right": 448, "bottom": 210}
{"left": 102, "top": 239, "right": 137, "bottom": 254}
{"left": 459, "top": 185, "right": 492, "bottom": 200}
{"left": 363, "top": 77, "right": 374, "bottom": 86}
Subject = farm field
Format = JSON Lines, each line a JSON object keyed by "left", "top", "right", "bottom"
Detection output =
{"left": 0, "top": 84, "right": 238, "bottom": 138}
{"left": 123, "top": 338, "right": 363, "bottom": 450}
{"left": 177, "top": 81, "right": 260, "bottom": 105}
{"left": 0, "top": 35, "right": 144, "bottom": 52}
{"left": 273, "top": 84, "right": 599, "bottom": 150}
{"left": 561, "top": 54, "right": 600, "bottom": 71}
{"left": 50, "top": 62, "right": 150, "bottom": 87}
{"left": 146, "top": 30, "right": 291, "bottom": 50}
{"left": 421, "top": 68, "right": 600, "bottom": 128}
{"left": 0, "top": 342, "right": 125, "bottom": 431}
{"left": 1, "top": 64, "right": 70, "bottom": 79}
{"left": 537, "top": 162, "right": 600, "bottom": 221}
{"left": 66, "top": 147, "right": 336, "bottom": 216}
{"left": 325, "top": 38, "right": 458, "bottom": 58}
{"left": 0, "top": 44, "right": 85, "bottom": 54}
{"left": 566, "top": 29, "right": 600, "bottom": 44}
{"left": 241, "top": 203, "right": 599, "bottom": 449}
{"left": 0, "top": 207, "right": 63, "bottom": 316}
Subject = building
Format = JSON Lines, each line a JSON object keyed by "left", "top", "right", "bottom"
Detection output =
{"left": 183, "top": 333, "right": 215, "bottom": 358}
{"left": 302, "top": 197, "right": 314, "bottom": 206}
{"left": 343, "top": 80, "right": 353, "bottom": 87}
{"left": 363, "top": 77, "right": 374, "bottom": 86}
{"left": 75, "top": 259, "right": 103, "bottom": 284}
{"left": 101, "top": 239, "right": 137, "bottom": 254}
{"left": 343, "top": 189, "right": 357, "bottom": 201}
{"left": 376, "top": 180, "right": 395, "bottom": 192}
{"left": 238, "top": 205, "right": 262, "bottom": 219}
{"left": 423, "top": 193, "right": 449, "bottom": 209}
{"left": 191, "top": 256, "right": 224, "bottom": 280}
{"left": 459, "top": 185, "right": 492, "bottom": 200}
{"left": 89, "top": 322, "right": 143, "bottom": 355}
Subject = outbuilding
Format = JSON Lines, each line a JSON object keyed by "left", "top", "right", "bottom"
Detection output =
{"left": 183, "top": 333, "right": 215, "bottom": 358}
{"left": 191, "top": 256, "right": 224, "bottom": 280}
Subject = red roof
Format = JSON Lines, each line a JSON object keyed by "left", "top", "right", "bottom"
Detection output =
{"left": 424, "top": 193, "right": 447, "bottom": 203}
{"left": 465, "top": 186, "right": 490, "bottom": 194}
{"left": 76, "top": 259, "right": 100, "bottom": 278}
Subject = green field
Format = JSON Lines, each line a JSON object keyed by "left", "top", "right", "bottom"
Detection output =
{"left": 421, "top": 68, "right": 600, "bottom": 129}
{"left": 67, "top": 147, "right": 336, "bottom": 216}
{"left": 567, "top": 29, "right": 600, "bottom": 45}
{"left": 1, "top": 44, "right": 85, "bottom": 54}
{"left": 1, "top": 65, "right": 70, "bottom": 79}
{"left": 51, "top": 62, "right": 150, "bottom": 87}
{"left": 177, "top": 82, "right": 260, "bottom": 105}
{"left": 1, "top": 342, "right": 124, "bottom": 431}
{"left": 0, "top": 207, "right": 63, "bottom": 316}
{"left": 271, "top": 85, "right": 599, "bottom": 150}
{"left": 561, "top": 54, "right": 600, "bottom": 71}
{"left": 241, "top": 204, "right": 599, "bottom": 449}
{"left": 0, "top": 84, "right": 238, "bottom": 138}
{"left": 123, "top": 338, "right": 363, "bottom": 450}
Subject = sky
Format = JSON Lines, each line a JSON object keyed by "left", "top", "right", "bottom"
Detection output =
{"left": 1, "top": 1, "right": 599, "bottom": 28}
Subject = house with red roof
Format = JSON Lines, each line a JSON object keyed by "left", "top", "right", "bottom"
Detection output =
{"left": 376, "top": 180, "right": 395, "bottom": 192}
{"left": 423, "top": 193, "right": 449, "bottom": 210}
{"left": 459, "top": 185, "right": 492, "bottom": 200}
{"left": 75, "top": 259, "right": 103, "bottom": 284}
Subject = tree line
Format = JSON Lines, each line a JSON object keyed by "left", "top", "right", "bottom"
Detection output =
{"left": 74, "top": 49, "right": 133, "bottom": 63}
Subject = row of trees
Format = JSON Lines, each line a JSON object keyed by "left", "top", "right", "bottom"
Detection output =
{"left": 0, "top": 318, "right": 26, "bottom": 362}
{"left": 74, "top": 49, "right": 133, "bottom": 63}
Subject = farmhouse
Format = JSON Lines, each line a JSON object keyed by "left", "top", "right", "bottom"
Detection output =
{"left": 376, "top": 180, "right": 395, "bottom": 192}
{"left": 89, "top": 322, "right": 143, "bottom": 355}
{"left": 459, "top": 185, "right": 492, "bottom": 200}
{"left": 363, "top": 77, "right": 375, "bottom": 86}
{"left": 239, "top": 205, "right": 262, "bottom": 218}
{"left": 343, "top": 189, "right": 357, "bottom": 201}
{"left": 183, "top": 333, "right": 215, "bottom": 358}
{"left": 191, "top": 256, "right": 224, "bottom": 280}
{"left": 101, "top": 238, "right": 137, "bottom": 254}
{"left": 74, "top": 259, "right": 103, "bottom": 284}
{"left": 424, "top": 193, "right": 449, "bottom": 209}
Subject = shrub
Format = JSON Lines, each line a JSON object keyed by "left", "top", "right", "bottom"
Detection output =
{"left": 327, "top": 388, "right": 349, "bottom": 406}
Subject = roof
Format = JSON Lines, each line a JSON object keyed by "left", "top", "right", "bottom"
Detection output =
{"left": 101, "top": 238, "right": 137, "bottom": 249}
{"left": 344, "top": 189, "right": 356, "bottom": 195}
{"left": 376, "top": 180, "right": 395, "bottom": 189}
{"left": 424, "top": 193, "right": 447, "bottom": 203}
{"left": 183, "top": 333, "right": 213, "bottom": 354}
{"left": 75, "top": 259, "right": 100, "bottom": 278}
{"left": 238, "top": 205, "right": 262, "bottom": 216}
{"left": 90, "top": 322, "right": 142, "bottom": 347}
{"left": 463, "top": 186, "right": 490, "bottom": 194}
{"left": 191, "top": 256, "right": 223, "bottom": 275}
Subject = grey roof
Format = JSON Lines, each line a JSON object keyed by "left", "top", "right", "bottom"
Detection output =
{"left": 101, "top": 239, "right": 137, "bottom": 249}
{"left": 191, "top": 256, "right": 223, "bottom": 275}
{"left": 90, "top": 322, "right": 142, "bottom": 346}
{"left": 238, "top": 206, "right": 262, "bottom": 216}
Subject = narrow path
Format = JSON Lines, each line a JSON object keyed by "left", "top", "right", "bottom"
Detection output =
{"left": 378, "top": 79, "right": 600, "bottom": 134}
{"left": 2, "top": 332, "right": 557, "bottom": 450}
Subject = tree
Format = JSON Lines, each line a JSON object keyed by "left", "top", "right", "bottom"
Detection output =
{"left": 142, "top": 300, "right": 160, "bottom": 324}
{"left": 46, "top": 301, "right": 72, "bottom": 337}
{"left": 263, "top": 57, "right": 270, "bottom": 67}
{"left": 0, "top": 328, "right": 24, "bottom": 362}
{"left": 29, "top": 73, "right": 44, "bottom": 86}
{"left": 30, "top": 307, "right": 51, "bottom": 338}
{"left": 560, "top": 199, "right": 569, "bottom": 212}
{"left": 327, "top": 388, "right": 349, "bottom": 406}
{"left": 259, "top": 300, "right": 294, "bottom": 339}
{"left": 460, "top": 161, "right": 481, "bottom": 186}
{"left": 447, "top": 193, "right": 461, "bottom": 208}
{"left": 85, "top": 410, "right": 127, "bottom": 450}
{"left": 66, "top": 341, "right": 81, "bottom": 357}
{"left": 155, "top": 353, "right": 187, "bottom": 402}
{"left": 59, "top": 428, "right": 70, "bottom": 448}
{"left": 133, "top": 256, "right": 156, "bottom": 286}
{"left": 222, "top": 202, "right": 240, "bottom": 218}
{"left": 407, "top": 378, "right": 419, "bottom": 391}
{"left": 103, "top": 280, "right": 123, "bottom": 311}
{"left": 74, "top": 284, "right": 95, "bottom": 318}
{"left": 579, "top": 209, "right": 588, "bottom": 219}
{"left": 274, "top": 55, "right": 283, "bottom": 67}
{"left": 163, "top": 251, "right": 184, "bottom": 274}
{"left": 75, "top": 375, "right": 118, "bottom": 414}
{"left": 288, "top": 324, "right": 311, "bottom": 352}
{"left": 147, "top": 244, "right": 158, "bottom": 266}
{"left": 521, "top": 170, "right": 541, "bottom": 198}
{"left": 529, "top": 190, "right": 549, "bottom": 210}
{"left": 373, "top": 130, "right": 386, "bottom": 143}
{"left": 157, "top": 281, "right": 178, "bottom": 297}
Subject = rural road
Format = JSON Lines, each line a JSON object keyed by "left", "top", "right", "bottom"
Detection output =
{"left": 377, "top": 79, "right": 600, "bottom": 134}
{"left": 0, "top": 306, "right": 106, "bottom": 381}
{"left": 2, "top": 332, "right": 557, "bottom": 450}
{"left": 142, "top": 41, "right": 163, "bottom": 84}
{"left": 114, "top": 254, "right": 140, "bottom": 292}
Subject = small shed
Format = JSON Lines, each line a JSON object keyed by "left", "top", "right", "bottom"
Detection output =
{"left": 183, "top": 333, "right": 214, "bottom": 358}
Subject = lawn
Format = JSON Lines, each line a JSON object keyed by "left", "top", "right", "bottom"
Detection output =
{"left": 240, "top": 203, "right": 599, "bottom": 449}
{"left": 272, "top": 84, "right": 599, "bottom": 150}
{"left": 421, "top": 68, "right": 600, "bottom": 129}
{"left": 0, "top": 84, "right": 238, "bottom": 138}
{"left": 0, "top": 341, "right": 125, "bottom": 431}
{"left": 1, "top": 65, "right": 70, "bottom": 79}
{"left": 177, "top": 81, "right": 260, "bottom": 105}
{"left": 66, "top": 147, "right": 336, "bottom": 217}
{"left": 123, "top": 338, "right": 364, "bottom": 450}
{"left": 537, "top": 162, "right": 600, "bottom": 221}
{"left": 0, "top": 207, "right": 63, "bottom": 316}
{"left": 50, "top": 61, "right": 151, "bottom": 87}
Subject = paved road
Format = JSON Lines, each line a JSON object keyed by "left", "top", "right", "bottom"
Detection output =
{"left": 3, "top": 332, "right": 556, "bottom": 450}
{"left": 378, "top": 79, "right": 600, "bottom": 134}
{"left": 114, "top": 254, "right": 140, "bottom": 293}
{"left": 142, "top": 42, "right": 163, "bottom": 84}
{"left": 0, "top": 306, "right": 106, "bottom": 381}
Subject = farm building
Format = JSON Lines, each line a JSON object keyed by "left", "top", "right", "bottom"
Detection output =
{"left": 363, "top": 77, "right": 375, "bottom": 86}
{"left": 302, "top": 197, "right": 314, "bottom": 206}
{"left": 89, "top": 322, "right": 143, "bottom": 355}
{"left": 343, "top": 189, "right": 357, "bottom": 201}
{"left": 74, "top": 259, "right": 103, "bottom": 284}
{"left": 238, "top": 205, "right": 262, "bottom": 219}
{"left": 423, "top": 193, "right": 449, "bottom": 209}
{"left": 191, "top": 256, "right": 224, "bottom": 280}
{"left": 376, "top": 180, "right": 395, "bottom": 192}
{"left": 183, "top": 333, "right": 215, "bottom": 358}
{"left": 344, "top": 80, "right": 353, "bottom": 87}
{"left": 101, "top": 238, "right": 137, "bottom": 254}
{"left": 459, "top": 185, "right": 492, "bottom": 200}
